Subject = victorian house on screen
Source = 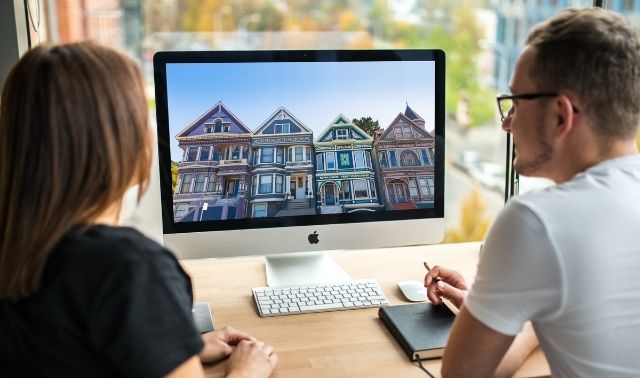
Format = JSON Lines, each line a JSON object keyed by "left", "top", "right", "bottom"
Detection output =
{"left": 314, "top": 115, "right": 382, "bottom": 214}
{"left": 250, "top": 107, "right": 316, "bottom": 218}
{"left": 173, "top": 101, "right": 253, "bottom": 222}
{"left": 374, "top": 105, "right": 435, "bottom": 210}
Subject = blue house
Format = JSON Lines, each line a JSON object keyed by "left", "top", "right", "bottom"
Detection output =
{"left": 173, "top": 101, "right": 252, "bottom": 222}
{"left": 250, "top": 107, "right": 316, "bottom": 218}
{"left": 314, "top": 114, "right": 382, "bottom": 214}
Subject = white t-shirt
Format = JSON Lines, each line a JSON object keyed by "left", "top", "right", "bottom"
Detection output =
{"left": 465, "top": 155, "right": 640, "bottom": 378}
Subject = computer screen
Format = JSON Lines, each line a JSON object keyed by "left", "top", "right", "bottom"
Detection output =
{"left": 153, "top": 50, "right": 445, "bottom": 271}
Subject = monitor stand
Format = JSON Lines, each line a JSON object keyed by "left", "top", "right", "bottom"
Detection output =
{"left": 265, "top": 251, "right": 351, "bottom": 287}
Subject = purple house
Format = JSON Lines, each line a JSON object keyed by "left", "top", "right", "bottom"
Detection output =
{"left": 173, "top": 101, "right": 252, "bottom": 222}
{"left": 374, "top": 105, "right": 435, "bottom": 210}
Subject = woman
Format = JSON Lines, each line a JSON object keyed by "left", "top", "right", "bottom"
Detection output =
{"left": 0, "top": 42, "right": 277, "bottom": 377}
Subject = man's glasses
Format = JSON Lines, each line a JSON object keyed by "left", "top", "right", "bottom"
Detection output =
{"left": 496, "top": 92, "right": 579, "bottom": 122}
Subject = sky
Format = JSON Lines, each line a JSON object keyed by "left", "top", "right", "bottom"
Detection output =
{"left": 165, "top": 60, "right": 436, "bottom": 160}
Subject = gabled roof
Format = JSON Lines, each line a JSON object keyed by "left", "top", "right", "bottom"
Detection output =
{"left": 379, "top": 112, "right": 433, "bottom": 141}
{"left": 253, "top": 106, "right": 312, "bottom": 135}
{"left": 314, "top": 114, "right": 372, "bottom": 143}
{"left": 404, "top": 103, "right": 424, "bottom": 122}
{"left": 175, "top": 101, "right": 251, "bottom": 138}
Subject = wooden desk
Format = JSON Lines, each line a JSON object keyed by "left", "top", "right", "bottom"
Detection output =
{"left": 180, "top": 242, "right": 550, "bottom": 378}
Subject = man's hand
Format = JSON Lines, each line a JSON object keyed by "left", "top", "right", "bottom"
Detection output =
{"left": 226, "top": 340, "right": 278, "bottom": 378}
{"left": 199, "top": 326, "right": 256, "bottom": 363}
{"left": 424, "top": 265, "right": 468, "bottom": 309}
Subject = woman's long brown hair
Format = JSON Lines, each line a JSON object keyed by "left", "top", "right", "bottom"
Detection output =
{"left": 0, "top": 42, "right": 151, "bottom": 300}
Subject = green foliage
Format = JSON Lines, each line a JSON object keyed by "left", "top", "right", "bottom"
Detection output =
{"left": 171, "top": 161, "right": 178, "bottom": 194}
{"left": 352, "top": 116, "right": 380, "bottom": 137}
{"left": 444, "top": 187, "right": 491, "bottom": 243}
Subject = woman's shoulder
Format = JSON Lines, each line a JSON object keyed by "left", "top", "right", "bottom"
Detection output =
{"left": 52, "top": 225, "right": 177, "bottom": 273}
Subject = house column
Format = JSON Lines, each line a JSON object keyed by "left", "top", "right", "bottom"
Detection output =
{"left": 306, "top": 174, "right": 313, "bottom": 198}
{"left": 285, "top": 175, "right": 291, "bottom": 199}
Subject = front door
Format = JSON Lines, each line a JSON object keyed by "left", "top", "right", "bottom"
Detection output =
{"left": 323, "top": 183, "right": 337, "bottom": 206}
{"left": 296, "top": 177, "right": 306, "bottom": 199}
{"left": 389, "top": 182, "right": 408, "bottom": 204}
{"left": 226, "top": 179, "right": 238, "bottom": 197}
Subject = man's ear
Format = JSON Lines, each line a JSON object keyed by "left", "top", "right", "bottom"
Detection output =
{"left": 553, "top": 94, "right": 577, "bottom": 138}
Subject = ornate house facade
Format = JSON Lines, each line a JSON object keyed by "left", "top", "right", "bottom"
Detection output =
{"left": 374, "top": 105, "right": 435, "bottom": 210}
{"left": 250, "top": 107, "right": 316, "bottom": 218}
{"left": 173, "top": 101, "right": 253, "bottom": 222}
{"left": 314, "top": 115, "right": 382, "bottom": 214}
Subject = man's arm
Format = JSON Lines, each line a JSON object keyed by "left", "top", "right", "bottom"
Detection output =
{"left": 442, "top": 308, "right": 514, "bottom": 378}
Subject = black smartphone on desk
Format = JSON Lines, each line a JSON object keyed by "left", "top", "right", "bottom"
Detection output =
{"left": 192, "top": 302, "right": 215, "bottom": 333}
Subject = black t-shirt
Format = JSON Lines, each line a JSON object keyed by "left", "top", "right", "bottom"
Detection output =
{"left": 0, "top": 225, "right": 204, "bottom": 377}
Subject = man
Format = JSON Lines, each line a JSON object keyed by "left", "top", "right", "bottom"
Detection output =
{"left": 425, "top": 8, "right": 640, "bottom": 377}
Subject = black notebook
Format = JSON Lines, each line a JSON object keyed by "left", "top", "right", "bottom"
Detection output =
{"left": 379, "top": 303, "right": 455, "bottom": 360}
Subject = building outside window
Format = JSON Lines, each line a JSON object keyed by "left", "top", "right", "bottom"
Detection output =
{"left": 16, "top": 0, "right": 605, "bottom": 242}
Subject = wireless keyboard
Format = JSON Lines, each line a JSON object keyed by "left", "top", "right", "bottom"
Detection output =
{"left": 252, "top": 278, "right": 389, "bottom": 317}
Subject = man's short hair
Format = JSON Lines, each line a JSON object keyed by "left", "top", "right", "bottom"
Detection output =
{"left": 526, "top": 8, "right": 640, "bottom": 140}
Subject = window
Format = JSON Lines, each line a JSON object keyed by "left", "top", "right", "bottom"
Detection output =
{"left": 389, "top": 151, "right": 398, "bottom": 167}
{"left": 194, "top": 173, "right": 206, "bottom": 192}
{"left": 341, "top": 180, "right": 350, "bottom": 200}
{"left": 421, "top": 149, "right": 431, "bottom": 166}
{"left": 231, "top": 146, "right": 241, "bottom": 160}
{"left": 180, "top": 173, "right": 193, "bottom": 193}
{"left": 316, "top": 153, "right": 324, "bottom": 170}
{"left": 294, "top": 146, "right": 303, "bottom": 161}
{"left": 253, "top": 204, "right": 267, "bottom": 218}
{"left": 259, "top": 175, "right": 272, "bottom": 194}
{"left": 211, "top": 147, "right": 220, "bottom": 161}
{"left": 379, "top": 151, "right": 388, "bottom": 168}
{"left": 252, "top": 176, "right": 258, "bottom": 195}
{"left": 338, "top": 151, "right": 352, "bottom": 169}
{"left": 213, "top": 120, "right": 222, "bottom": 133}
{"left": 400, "top": 150, "right": 420, "bottom": 167}
{"left": 19, "top": 0, "right": 602, "bottom": 244}
{"left": 409, "top": 178, "right": 419, "bottom": 197}
{"left": 393, "top": 126, "right": 403, "bottom": 139}
{"left": 305, "top": 147, "right": 311, "bottom": 161}
{"left": 276, "top": 148, "right": 284, "bottom": 163}
{"left": 186, "top": 147, "right": 198, "bottom": 162}
{"left": 274, "top": 123, "right": 290, "bottom": 134}
{"left": 336, "top": 129, "right": 348, "bottom": 140}
{"left": 174, "top": 204, "right": 189, "bottom": 218}
{"left": 369, "top": 179, "right": 377, "bottom": 198}
{"left": 326, "top": 152, "right": 336, "bottom": 170}
{"left": 354, "top": 150, "right": 365, "bottom": 168}
{"left": 207, "top": 173, "right": 216, "bottom": 192}
{"left": 353, "top": 180, "right": 368, "bottom": 199}
{"left": 275, "top": 175, "right": 284, "bottom": 193}
{"left": 199, "top": 146, "right": 210, "bottom": 161}
{"left": 260, "top": 148, "right": 274, "bottom": 163}
{"left": 419, "top": 177, "right": 431, "bottom": 196}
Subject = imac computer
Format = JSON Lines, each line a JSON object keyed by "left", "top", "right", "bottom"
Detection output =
{"left": 153, "top": 49, "right": 445, "bottom": 287}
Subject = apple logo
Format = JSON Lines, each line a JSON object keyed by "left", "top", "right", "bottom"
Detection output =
{"left": 308, "top": 231, "right": 319, "bottom": 244}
